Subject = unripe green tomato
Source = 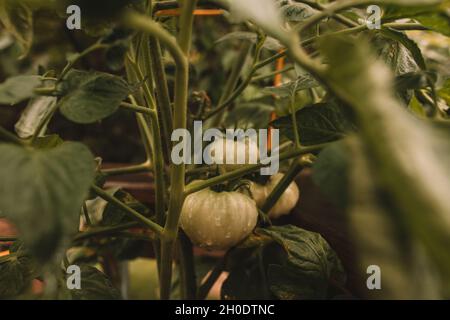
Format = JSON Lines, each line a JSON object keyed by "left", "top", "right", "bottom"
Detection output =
{"left": 180, "top": 182, "right": 258, "bottom": 250}
{"left": 209, "top": 137, "right": 259, "bottom": 172}
{"left": 251, "top": 173, "right": 300, "bottom": 219}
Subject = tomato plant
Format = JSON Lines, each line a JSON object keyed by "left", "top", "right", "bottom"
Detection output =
{"left": 0, "top": 0, "right": 449, "bottom": 300}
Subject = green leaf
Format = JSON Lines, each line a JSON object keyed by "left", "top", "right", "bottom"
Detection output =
{"left": 280, "top": 2, "right": 317, "bottom": 22}
{"left": 383, "top": 1, "right": 450, "bottom": 36}
{"left": 69, "top": 265, "right": 121, "bottom": 300}
{"left": 105, "top": 41, "right": 129, "bottom": 71}
{"left": 271, "top": 101, "right": 356, "bottom": 145}
{"left": 394, "top": 71, "right": 436, "bottom": 105}
{"left": 438, "top": 78, "right": 450, "bottom": 105}
{"left": 0, "top": 75, "right": 42, "bottom": 105}
{"left": 32, "top": 134, "right": 65, "bottom": 149}
{"left": 223, "top": 103, "right": 274, "bottom": 130}
{"left": 312, "top": 142, "right": 349, "bottom": 209}
{"left": 0, "top": 142, "right": 95, "bottom": 261}
{"left": 259, "top": 225, "right": 346, "bottom": 300}
{"left": 416, "top": 12, "right": 450, "bottom": 36}
{"left": 319, "top": 35, "right": 450, "bottom": 284}
{"left": 216, "top": 31, "right": 283, "bottom": 51}
{"left": 395, "top": 71, "right": 435, "bottom": 91}
{"left": 0, "top": 252, "right": 35, "bottom": 298}
{"left": 222, "top": 225, "right": 346, "bottom": 300}
{"left": 102, "top": 29, "right": 133, "bottom": 71}
{"left": 379, "top": 29, "right": 426, "bottom": 71}
{"left": 263, "top": 73, "right": 319, "bottom": 97}
{"left": 347, "top": 137, "right": 444, "bottom": 298}
{"left": 58, "top": 70, "right": 130, "bottom": 124}
{"left": 0, "top": 0, "right": 33, "bottom": 57}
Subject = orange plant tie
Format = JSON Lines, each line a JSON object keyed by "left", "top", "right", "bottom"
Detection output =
{"left": 0, "top": 250, "right": 10, "bottom": 257}
{"left": 155, "top": 9, "right": 224, "bottom": 17}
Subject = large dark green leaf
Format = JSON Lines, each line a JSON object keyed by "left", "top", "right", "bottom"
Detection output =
{"left": 223, "top": 103, "right": 274, "bottom": 130}
{"left": 280, "top": 2, "right": 317, "bottom": 22}
{"left": 222, "top": 225, "right": 346, "bottom": 300}
{"left": 216, "top": 31, "right": 283, "bottom": 51}
{"left": 0, "top": 253, "right": 35, "bottom": 298}
{"left": 0, "top": 142, "right": 95, "bottom": 261}
{"left": 415, "top": 12, "right": 450, "bottom": 36}
{"left": 69, "top": 265, "right": 121, "bottom": 300}
{"left": 383, "top": 2, "right": 450, "bottom": 36}
{"left": 0, "top": 75, "right": 42, "bottom": 105}
{"left": 373, "top": 31, "right": 421, "bottom": 75}
{"left": 312, "top": 142, "right": 349, "bottom": 209}
{"left": 271, "top": 101, "right": 356, "bottom": 145}
{"left": 438, "top": 78, "right": 450, "bottom": 105}
{"left": 263, "top": 73, "right": 319, "bottom": 97}
{"left": 259, "top": 225, "right": 346, "bottom": 300}
{"left": 319, "top": 35, "right": 450, "bottom": 285}
{"left": 0, "top": 0, "right": 33, "bottom": 57}
{"left": 58, "top": 70, "right": 130, "bottom": 124}
{"left": 347, "top": 137, "right": 443, "bottom": 298}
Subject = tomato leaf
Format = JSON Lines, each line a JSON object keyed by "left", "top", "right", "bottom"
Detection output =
{"left": 216, "top": 31, "right": 283, "bottom": 51}
{"left": 223, "top": 103, "right": 274, "bottom": 130}
{"left": 58, "top": 70, "right": 131, "bottom": 124}
{"left": 263, "top": 73, "right": 319, "bottom": 97}
{"left": 0, "top": 75, "right": 42, "bottom": 105}
{"left": 0, "top": 142, "right": 95, "bottom": 261}
{"left": 312, "top": 142, "right": 349, "bottom": 209}
{"left": 438, "top": 79, "right": 450, "bottom": 112}
{"left": 280, "top": 1, "right": 317, "bottom": 22}
{"left": 319, "top": 35, "right": 450, "bottom": 282}
{"left": 222, "top": 225, "right": 346, "bottom": 300}
{"left": 69, "top": 265, "right": 121, "bottom": 300}
{"left": 271, "top": 101, "right": 356, "bottom": 145}
{"left": 0, "top": 252, "right": 35, "bottom": 299}
{"left": 0, "top": 0, "right": 33, "bottom": 58}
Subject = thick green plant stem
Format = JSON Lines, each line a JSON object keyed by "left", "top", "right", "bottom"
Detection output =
{"left": 290, "top": 88, "right": 301, "bottom": 148}
{"left": 91, "top": 185, "right": 164, "bottom": 236}
{"left": 122, "top": 4, "right": 193, "bottom": 300}
{"left": 178, "top": 231, "right": 197, "bottom": 299}
{"left": 261, "top": 159, "right": 303, "bottom": 213}
{"left": 135, "top": 111, "right": 166, "bottom": 227}
{"left": 159, "top": 0, "right": 197, "bottom": 300}
{"left": 139, "top": 34, "right": 156, "bottom": 94}
{"left": 101, "top": 162, "right": 152, "bottom": 177}
{"left": 129, "top": 59, "right": 167, "bottom": 230}
{"left": 149, "top": 37, "right": 173, "bottom": 159}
